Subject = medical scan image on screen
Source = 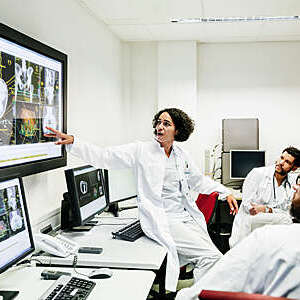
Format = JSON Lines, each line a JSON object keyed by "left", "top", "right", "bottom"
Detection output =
{"left": 0, "top": 178, "right": 32, "bottom": 272}
{"left": 0, "top": 36, "right": 63, "bottom": 169}
{"left": 74, "top": 168, "right": 105, "bottom": 222}
{"left": 0, "top": 184, "right": 25, "bottom": 242}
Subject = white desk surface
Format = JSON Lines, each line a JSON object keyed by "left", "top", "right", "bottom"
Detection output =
{"left": 0, "top": 265, "right": 155, "bottom": 300}
{"left": 34, "top": 216, "right": 167, "bottom": 270}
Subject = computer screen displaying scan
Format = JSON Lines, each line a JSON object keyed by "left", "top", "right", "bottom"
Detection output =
{"left": 105, "top": 168, "right": 137, "bottom": 204}
{"left": 0, "top": 22, "right": 67, "bottom": 178}
{"left": 0, "top": 177, "right": 34, "bottom": 274}
{"left": 63, "top": 165, "right": 108, "bottom": 229}
{"left": 230, "top": 150, "right": 265, "bottom": 179}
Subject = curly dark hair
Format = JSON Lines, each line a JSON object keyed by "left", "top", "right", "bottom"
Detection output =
{"left": 282, "top": 146, "right": 300, "bottom": 168}
{"left": 152, "top": 108, "right": 194, "bottom": 142}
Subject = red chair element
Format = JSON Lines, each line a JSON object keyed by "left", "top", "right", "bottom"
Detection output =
{"left": 195, "top": 192, "right": 219, "bottom": 226}
{"left": 199, "top": 290, "right": 291, "bottom": 300}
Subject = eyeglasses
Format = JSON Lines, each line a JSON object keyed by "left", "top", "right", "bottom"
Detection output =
{"left": 154, "top": 119, "right": 174, "bottom": 128}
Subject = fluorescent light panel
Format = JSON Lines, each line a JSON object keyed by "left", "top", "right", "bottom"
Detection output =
{"left": 171, "top": 16, "right": 300, "bottom": 23}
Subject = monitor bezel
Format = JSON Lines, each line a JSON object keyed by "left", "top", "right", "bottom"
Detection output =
{"left": 103, "top": 169, "right": 138, "bottom": 205}
{"left": 64, "top": 165, "right": 108, "bottom": 227}
{"left": 0, "top": 176, "right": 35, "bottom": 275}
{"left": 0, "top": 22, "right": 67, "bottom": 179}
{"left": 230, "top": 149, "right": 266, "bottom": 180}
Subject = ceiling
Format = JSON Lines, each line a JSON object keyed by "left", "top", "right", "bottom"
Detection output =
{"left": 78, "top": 0, "right": 300, "bottom": 43}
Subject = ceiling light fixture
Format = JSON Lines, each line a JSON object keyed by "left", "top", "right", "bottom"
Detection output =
{"left": 171, "top": 16, "right": 300, "bottom": 23}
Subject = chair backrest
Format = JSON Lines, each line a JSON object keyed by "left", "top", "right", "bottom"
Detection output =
{"left": 199, "top": 290, "right": 290, "bottom": 300}
{"left": 195, "top": 192, "right": 219, "bottom": 226}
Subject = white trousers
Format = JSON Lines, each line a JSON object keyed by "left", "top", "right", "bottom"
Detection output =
{"left": 168, "top": 218, "right": 223, "bottom": 282}
{"left": 230, "top": 212, "right": 293, "bottom": 248}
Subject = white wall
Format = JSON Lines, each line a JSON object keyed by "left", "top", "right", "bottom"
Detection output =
{"left": 157, "top": 42, "right": 197, "bottom": 118}
{"left": 125, "top": 41, "right": 300, "bottom": 173}
{"left": 197, "top": 42, "right": 300, "bottom": 170}
{"left": 122, "top": 42, "right": 158, "bottom": 142}
{"left": 0, "top": 0, "right": 125, "bottom": 224}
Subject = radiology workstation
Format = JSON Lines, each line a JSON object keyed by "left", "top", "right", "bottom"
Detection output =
{"left": 0, "top": 167, "right": 167, "bottom": 300}
{"left": 0, "top": 23, "right": 168, "bottom": 300}
{"left": 1, "top": 17, "right": 300, "bottom": 300}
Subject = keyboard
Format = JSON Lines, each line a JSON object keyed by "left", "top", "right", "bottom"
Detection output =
{"left": 38, "top": 275, "right": 95, "bottom": 300}
{"left": 112, "top": 220, "right": 144, "bottom": 242}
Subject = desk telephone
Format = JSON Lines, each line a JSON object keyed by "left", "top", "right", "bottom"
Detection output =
{"left": 35, "top": 233, "right": 79, "bottom": 257}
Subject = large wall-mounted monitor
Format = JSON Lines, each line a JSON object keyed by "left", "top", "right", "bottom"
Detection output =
{"left": 230, "top": 150, "right": 265, "bottom": 180}
{"left": 62, "top": 165, "right": 108, "bottom": 230}
{"left": 0, "top": 22, "right": 67, "bottom": 179}
{"left": 0, "top": 177, "right": 35, "bottom": 275}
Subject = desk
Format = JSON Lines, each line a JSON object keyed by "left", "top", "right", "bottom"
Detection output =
{"left": 0, "top": 266, "right": 155, "bottom": 300}
{"left": 34, "top": 218, "right": 166, "bottom": 270}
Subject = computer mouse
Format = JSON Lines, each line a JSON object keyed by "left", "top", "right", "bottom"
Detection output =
{"left": 88, "top": 268, "right": 113, "bottom": 279}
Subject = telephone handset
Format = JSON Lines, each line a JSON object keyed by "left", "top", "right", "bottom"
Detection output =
{"left": 35, "top": 233, "right": 79, "bottom": 258}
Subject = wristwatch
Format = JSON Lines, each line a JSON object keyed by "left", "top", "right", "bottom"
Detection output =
{"left": 265, "top": 206, "right": 272, "bottom": 213}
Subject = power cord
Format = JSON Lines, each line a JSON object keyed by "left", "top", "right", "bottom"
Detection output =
{"left": 16, "top": 256, "right": 43, "bottom": 267}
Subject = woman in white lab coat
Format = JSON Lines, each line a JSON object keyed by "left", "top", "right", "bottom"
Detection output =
{"left": 45, "top": 108, "right": 238, "bottom": 292}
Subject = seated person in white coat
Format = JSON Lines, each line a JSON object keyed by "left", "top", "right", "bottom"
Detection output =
{"left": 176, "top": 184, "right": 300, "bottom": 300}
{"left": 45, "top": 108, "right": 238, "bottom": 293}
{"left": 229, "top": 147, "right": 300, "bottom": 248}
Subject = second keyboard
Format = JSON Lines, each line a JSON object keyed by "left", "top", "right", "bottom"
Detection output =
{"left": 112, "top": 220, "right": 145, "bottom": 242}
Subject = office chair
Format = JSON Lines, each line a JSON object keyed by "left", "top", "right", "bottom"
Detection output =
{"left": 179, "top": 192, "right": 219, "bottom": 280}
{"left": 195, "top": 192, "right": 219, "bottom": 226}
{"left": 199, "top": 290, "right": 292, "bottom": 300}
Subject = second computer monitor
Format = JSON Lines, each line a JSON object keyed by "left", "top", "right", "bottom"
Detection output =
{"left": 230, "top": 150, "right": 265, "bottom": 180}
{"left": 0, "top": 177, "right": 34, "bottom": 275}
{"left": 104, "top": 168, "right": 137, "bottom": 204}
{"left": 63, "top": 165, "right": 108, "bottom": 229}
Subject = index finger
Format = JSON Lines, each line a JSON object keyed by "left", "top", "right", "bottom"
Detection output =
{"left": 45, "top": 126, "right": 59, "bottom": 134}
{"left": 293, "top": 184, "right": 300, "bottom": 191}
{"left": 232, "top": 199, "right": 239, "bottom": 214}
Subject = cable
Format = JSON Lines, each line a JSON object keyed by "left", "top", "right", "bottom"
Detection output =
{"left": 16, "top": 257, "right": 44, "bottom": 266}
{"left": 72, "top": 255, "right": 89, "bottom": 278}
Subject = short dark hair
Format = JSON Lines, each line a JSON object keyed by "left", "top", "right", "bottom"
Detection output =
{"left": 282, "top": 146, "right": 300, "bottom": 167}
{"left": 290, "top": 203, "right": 300, "bottom": 223}
{"left": 152, "top": 108, "right": 194, "bottom": 142}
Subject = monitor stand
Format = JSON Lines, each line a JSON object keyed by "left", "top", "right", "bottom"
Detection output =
{"left": 69, "top": 225, "right": 93, "bottom": 232}
{"left": 70, "top": 220, "right": 100, "bottom": 232}
{"left": 0, "top": 290, "right": 19, "bottom": 300}
{"left": 107, "top": 203, "right": 119, "bottom": 217}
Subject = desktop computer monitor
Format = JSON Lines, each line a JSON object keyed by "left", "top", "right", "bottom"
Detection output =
{"left": 103, "top": 168, "right": 137, "bottom": 217}
{"left": 105, "top": 168, "right": 137, "bottom": 204}
{"left": 230, "top": 150, "right": 265, "bottom": 180}
{"left": 62, "top": 165, "right": 108, "bottom": 230}
{"left": 0, "top": 177, "right": 34, "bottom": 296}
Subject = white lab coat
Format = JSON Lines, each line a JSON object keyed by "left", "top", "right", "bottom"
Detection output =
{"left": 229, "top": 165, "right": 295, "bottom": 248}
{"left": 67, "top": 139, "right": 230, "bottom": 291}
{"left": 176, "top": 224, "right": 300, "bottom": 300}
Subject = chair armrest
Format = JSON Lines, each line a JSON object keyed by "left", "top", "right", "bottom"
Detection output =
{"left": 199, "top": 290, "right": 290, "bottom": 300}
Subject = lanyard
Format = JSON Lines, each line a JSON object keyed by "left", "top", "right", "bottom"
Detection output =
{"left": 273, "top": 175, "right": 291, "bottom": 200}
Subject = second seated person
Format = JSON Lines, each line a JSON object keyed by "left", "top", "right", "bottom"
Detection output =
{"left": 45, "top": 108, "right": 238, "bottom": 292}
{"left": 229, "top": 147, "right": 300, "bottom": 248}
